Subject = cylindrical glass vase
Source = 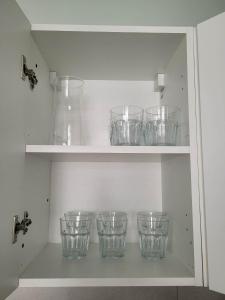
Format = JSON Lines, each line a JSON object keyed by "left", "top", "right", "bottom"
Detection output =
{"left": 52, "top": 77, "right": 84, "bottom": 145}
{"left": 110, "top": 105, "right": 143, "bottom": 146}
{"left": 137, "top": 211, "right": 169, "bottom": 259}
{"left": 96, "top": 211, "right": 128, "bottom": 258}
{"left": 144, "top": 105, "right": 180, "bottom": 146}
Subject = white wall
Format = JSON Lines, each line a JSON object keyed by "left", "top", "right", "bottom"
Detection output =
{"left": 16, "top": 0, "right": 225, "bottom": 26}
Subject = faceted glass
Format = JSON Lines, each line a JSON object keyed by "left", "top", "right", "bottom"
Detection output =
{"left": 144, "top": 106, "right": 180, "bottom": 146}
{"left": 137, "top": 211, "right": 169, "bottom": 259}
{"left": 110, "top": 105, "right": 143, "bottom": 146}
{"left": 60, "top": 212, "right": 92, "bottom": 259}
{"left": 96, "top": 211, "right": 128, "bottom": 258}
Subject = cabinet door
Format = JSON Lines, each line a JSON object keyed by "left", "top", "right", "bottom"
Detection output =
{"left": 197, "top": 11, "right": 225, "bottom": 294}
{"left": 0, "top": 1, "right": 51, "bottom": 299}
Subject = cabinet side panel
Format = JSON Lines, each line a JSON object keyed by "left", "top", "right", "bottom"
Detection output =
{"left": 161, "top": 155, "right": 194, "bottom": 272}
{"left": 197, "top": 12, "right": 225, "bottom": 294}
{"left": 0, "top": 1, "right": 51, "bottom": 299}
{"left": 162, "top": 31, "right": 203, "bottom": 284}
{"left": 161, "top": 36, "right": 194, "bottom": 270}
{"left": 161, "top": 37, "right": 189, "bottom": 146}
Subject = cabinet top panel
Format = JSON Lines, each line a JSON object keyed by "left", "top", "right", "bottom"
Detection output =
{"left": 32, "top": 29, "right": 186, "bottom": 80}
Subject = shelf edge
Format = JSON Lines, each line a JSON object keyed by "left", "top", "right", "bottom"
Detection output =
{"left": 25, "top": 145, "right": 190, "bottom": 154}
{"left": 19, "top": 277, "right": 195, "bottom": 288}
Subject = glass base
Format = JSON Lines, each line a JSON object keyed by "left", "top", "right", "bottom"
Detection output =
{"left": 149, "top": 143, "right": 176, "bottom": 146}
{"left": 61, "top": 234, "right": 89, "bottom": 259}
{"left": 98, "top": 234, "right": 126, "bottom": 258}
{"left": 101, "top": 251, "right": 125, "bottom": 258}
{"left": 111, "top": 143, "right": 141, "bottom": 146}
{"left": 63, "top": 252, "right": 86, "bottom": 260}
{"left": 139, "top": 234, "right": 167, "bottom": 259}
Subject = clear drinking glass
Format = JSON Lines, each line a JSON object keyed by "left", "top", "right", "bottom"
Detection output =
{"left": 53, "top": 77, "right": 84, "bottom": 146}
{"left": 144, "top": 105, "right": 180, "bottom": 146}
{"left": 96, "top": 211, "right": 128, "bottom": 258}
{"left": 60, "top": 212, "right": 92, "bottom": 259}
{"left": 110, "top": 105, "right": 143, "bottom": 146}
{"left": 137, "top": 211, "right": 169, "bottom": 259}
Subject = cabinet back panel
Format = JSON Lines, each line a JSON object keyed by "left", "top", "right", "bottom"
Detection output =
{"left": 49, "top": 159, "right": 162, "bottom": 243}
{"left": 78, "top": 80, "right": 159, "bottom": 145}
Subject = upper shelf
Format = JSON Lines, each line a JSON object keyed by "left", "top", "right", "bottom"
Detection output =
{"left": 26, "top": 145, "right": 190, "bottom": 161}
{"left": 26, "top": 145, "right": 190, "bottom": 154}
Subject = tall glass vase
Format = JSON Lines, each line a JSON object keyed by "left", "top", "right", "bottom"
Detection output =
{"left": 52, "top": 77, "right": 83, "bottom": 145}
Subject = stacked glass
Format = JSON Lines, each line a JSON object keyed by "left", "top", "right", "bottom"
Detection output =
{"left": 96, "top": 211, "right": 128, "bottom": 258}
{"left": 110, "top": 105, "right": 143, "bottom": 145}
{"left": 137, "top": 211, "right": 169, "bottom": 259}
{"left": 60, "top": 211, "right": 93, "bottom": 259}
{"left": 144, "top": 105, "right": 180, "bottom": 146}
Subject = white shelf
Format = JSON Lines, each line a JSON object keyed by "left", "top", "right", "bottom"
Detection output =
{"left": 26, "top": 145, "right": 190, "bottom": 155}
{"left": 19, "top": 243, "right": 194, "bottom": 287}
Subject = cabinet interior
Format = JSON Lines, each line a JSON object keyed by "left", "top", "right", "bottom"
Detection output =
{"left": 20, "top": 29, "right": 198, "bottom": 286}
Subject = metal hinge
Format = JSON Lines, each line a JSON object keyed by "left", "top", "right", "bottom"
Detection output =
{"left": 12, "top": 211, "right": 32, "bottom": 244}
{"left": 21, "top": 55, "right": 38, "bottom": 90}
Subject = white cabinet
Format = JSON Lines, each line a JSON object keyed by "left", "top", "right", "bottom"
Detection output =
{"left": 0, "top": 0, "right": 225, "bottom": 299}
{"left": 197, "top": 11, "right": 225, "bottom": 295}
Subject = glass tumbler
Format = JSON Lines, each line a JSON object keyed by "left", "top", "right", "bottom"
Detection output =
{"left": 110, "top": 105, "right": 143, "bottom": 145}
{"left": 144, "top": 106, "right": 180, "bottom": 146}
{"left": 52, "top": 76, "right": 84, "bottom": 146}
{"left": 137, "top": 212, "right": 169, "bottom": 259}
{"left": 96, "top": 211, "right": 128, "bottom": 258}
{"left": 60, "top": 212, "right": 92, "bottom": 259}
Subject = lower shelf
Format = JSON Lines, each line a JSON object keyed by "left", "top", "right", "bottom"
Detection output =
{"left": 19, "top": 243, "right": 195, "bottom": 287}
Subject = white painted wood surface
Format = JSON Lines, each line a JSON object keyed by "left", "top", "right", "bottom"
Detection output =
{"left": 32, "top": 31, "right": 184, "bottom": 80}
{"left": 19, "top": 243, "right": 194, "bottom": 287}
{"left": 185, "top": 28, "right": 203, "bottom": 286}
{"left": 0, "top": 13, "right": 204, "bottom": 293}
{"left": 79, "top": 81, "right": 159, "bottom": 145}
{"left": 0, "top": 1, "right": 51, "bottom": 299}
{"left": 161, "top": 29, "right": 203, "bottom": 286}
{"left": 192, "top": 29, "right": 208, "bottom": 286}
{"left": 31, "top": 24, "right": 192, "bottom": 34}
{"left": 197, "top": 11, "right": 225, "bottom": 294}
{"left": 161, "top": 37, "right": 189, "bottom": 146}
{"left": 49, "top": 159, "right": 162, "bottom": 243}
{"left": 162, "top": 155, "right": 194, "bottom": 273}
{"left": 26, "top": 145, "right": 190, "bottom": 155}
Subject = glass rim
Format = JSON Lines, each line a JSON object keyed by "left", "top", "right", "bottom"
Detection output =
{"left": 137, "top": 211, "right": 169, "bottom": 220}
{"left": 96, "top": 211, "right": 128, "bottom": 220}
{"left": 110, "top": 105, "right": 143, "bottom": 116}
{"left": 145, "top": 105, "right": 180, "bottom": 115}
{"left": 57, "top": 76, "right": 84, "bottom": 87}
{"left": 64, "top": 210, "right": 94, "bottom": 216}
